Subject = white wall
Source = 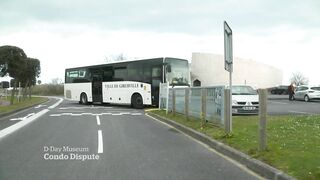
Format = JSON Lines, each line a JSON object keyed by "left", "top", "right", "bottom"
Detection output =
{"left": 191, "top": 53, "right": 283, "bottom": 88}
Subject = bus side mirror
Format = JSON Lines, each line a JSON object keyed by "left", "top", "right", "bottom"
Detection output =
{"left": 167, "top": 65, "right": 171, "bottom": 73}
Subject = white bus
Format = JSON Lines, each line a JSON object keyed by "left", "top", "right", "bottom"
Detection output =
{"left": 64, "top": 57, "right": 190, "bottom": 108}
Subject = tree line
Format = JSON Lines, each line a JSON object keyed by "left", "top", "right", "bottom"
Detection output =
{"left": 0, "top": 45, "right": 41, "bottom": 105}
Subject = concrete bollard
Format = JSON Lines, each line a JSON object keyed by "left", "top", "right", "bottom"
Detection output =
{"left": 172, "top": 89, "right": 176, "bottom": 116}
{"left": 224, "top": 89, "right": 232, "bottom": 134}
{"left": 258, "top": 89, "right": 267, "bottom": 151}
{"left": 185, "top": 88, "right": 190, "bottom": 120}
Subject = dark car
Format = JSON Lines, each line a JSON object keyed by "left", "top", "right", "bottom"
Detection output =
{"left": 269, "top": 85, "right": 289, "bottom": 95}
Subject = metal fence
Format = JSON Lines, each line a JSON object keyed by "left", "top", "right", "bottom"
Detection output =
{"left": 159, "top": 83, "right": 225, "bottom": 126}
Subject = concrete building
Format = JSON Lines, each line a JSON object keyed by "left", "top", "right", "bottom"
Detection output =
{"left": 191, "top": 53, "right": 283, "bottom": 88}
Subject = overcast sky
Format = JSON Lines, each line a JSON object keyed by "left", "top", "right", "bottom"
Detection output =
{"left": 1, "top": 0, "right": 319, "bottom": 85}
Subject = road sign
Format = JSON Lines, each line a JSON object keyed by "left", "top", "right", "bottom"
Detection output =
{"left": 224, "top": 21, "right": 233, "bottom": 72}
{"left": 223, "top": 21, "right": 233, "bottom": 134}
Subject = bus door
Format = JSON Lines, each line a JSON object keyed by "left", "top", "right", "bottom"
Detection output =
{"left": 91, "top": 70, "right": 103, "bottom": 103}
{"left": 151, "top": 66, "right": 162, "bottom": 105}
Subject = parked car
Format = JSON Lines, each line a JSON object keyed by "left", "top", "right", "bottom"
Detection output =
{"left": 294, "top": 85, "right": 320, "bottom": 102}
{"left": 231, "top": 85, "right": 259, "bottom": 114}
{"left": 269, "top": 85, "right": 289, "bottom": 95}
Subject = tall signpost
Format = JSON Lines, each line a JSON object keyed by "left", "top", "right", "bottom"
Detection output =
{"left": 224, "top": 21, "right": 233, "bottom": 133}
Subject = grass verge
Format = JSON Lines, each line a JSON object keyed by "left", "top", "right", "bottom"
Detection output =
{"left": 0, "top": 97, "right": 48, "bottom": 114}
{"left": 151, "top": 110, "right": 320, "bottom": 180}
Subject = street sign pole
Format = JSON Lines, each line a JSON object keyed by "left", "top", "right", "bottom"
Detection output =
{"left": 229, "top": 67, "right": 232, "bottom": 131}
{"left": 224, "top": 21, "right": 233, "bottom": 133}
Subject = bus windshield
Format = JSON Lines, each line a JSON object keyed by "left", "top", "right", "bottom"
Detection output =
{"left": 232, "top": 86, "right": 257, "bottom": 95}
{"left": 165, "top": 58, "right": 189, "bottom": 86}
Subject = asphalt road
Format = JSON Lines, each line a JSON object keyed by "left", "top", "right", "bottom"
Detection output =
{"left": 268, "top": 95, "right": 320, "bottom": 115}
{"left": 0, "top": 98, "right": 261, "bottom": 180}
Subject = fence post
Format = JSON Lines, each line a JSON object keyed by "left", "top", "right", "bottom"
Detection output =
{"left": 172, "top": 88, "right": 176, "bottom": 116}
{"left": 201, "top": 88, "right": 207, "bottom": 128}
{"left": 158, "top": 83, "right": 162, "bottom": 109}
{"left": 224, "top": 89, "right": 232, "bottom": 134}
{"left": 18, "top": 82, "right": 21, "bottom": 102}
{"left": 258, "top": 89, "right": 267, "bottom": 151}
{"left": 185, "top": 88, "right": 189, "bottom": 120}
{"left": 166, "top": 83, "right": 169, "bottom": 115}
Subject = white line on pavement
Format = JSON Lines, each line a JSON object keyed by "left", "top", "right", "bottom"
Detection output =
{"left": 48, "top": 97, "right": 63, "bottom": 109}
{"left": 34, "top": 104, "right": 47, "bottom": 109}
{"left": 0, "top": 109, "right": 49, "bottom": 140}
{"left": 62, "top": 113, "right": 72, "bottom": 115}
{"left": 92, "top": 114, "right": 102, "bottom": 116}
{"left": 98, "top": 130, "right": 103, "bottom": 154}
{"left": 131, "top": 113, "right": 142, "bottom": 115}
{"left": 10, "top": 113, "right": 35, "bottom": 121}
{"left": 23, "top": 113, "right": 35, "bottom": 120}
{"left": 81, "top": 113, "right": 92, "bottom": 115}
{"left": 59, "top": 107, "right": 113, "bottom": 110}
{"left": 111, "top": 114, "right": 122, "bottom": 116}
{"left": 96, "top": 115, "right": 101, "bottom": 125}
{"left": 101, "top": 113, "right": 112, "bottom": 115}
{"left": 50, "top": 114, "right": 61, "bottom": 117}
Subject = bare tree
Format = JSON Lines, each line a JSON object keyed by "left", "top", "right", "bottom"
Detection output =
{"left": 290, "top": 72, "right": 309, "bottom": 86}
{"left": 105, "top": 53, "right": 127, "bottom": 62}
{"left": 114, "top": 53, "right": 126, "bottom": 61}
{"left": 51, "top": 78, "right": 63, "bottom": 85}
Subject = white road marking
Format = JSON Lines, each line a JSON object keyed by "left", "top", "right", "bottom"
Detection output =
{"left": 34, "top": 105, "right": 47, "bottom": 109}
{"left": 50, "top": 114, "right": 61, "bottom": 117}
{"left": 92, "top": 114, "right": 102, "bottom": 116}
{"left": 96, "top": 115, "right": 101, "bottom": 125}
{"left": 48, "top": 98, "right": 63, "bottom": 109}
{"left": 0, "top": 109, "right": 49, "bottom": 139}
{"left": 49, "top": 112, "right": 142, "bottom": 117}
{"left": 81, "top": 113, "right": 92, "bottom": 115}
{"left": 10, "top": 113, "right": 35, "bottom": 121}
{"left": 98, "top": 130, "right": 103, "bottom": 154}
{"left": 62, "top": 113, "right": 72, "bottom": 115}
{"left": 9, "top": 118, "right": 19, "bottom": 121}
{"left": 59, "top": 106, "right": 113, "bottom": 110}
{"left": 111, "top": 114, "right": 122, "bottom": 116}
{"left": 131, "top": 113, "right": 142, "bottom": 115}
{"left": 24, "top": 113, "right": 35, "bottom": 120}
{"left": 101, "top": 113, "right": 112, "bottom": 115}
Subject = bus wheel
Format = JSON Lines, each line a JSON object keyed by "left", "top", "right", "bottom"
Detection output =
{"left": 80, "top": 93, "right": 88, "bottom": 104}
{"left": 132, "top": 94, "right": 143, "bottom": 109}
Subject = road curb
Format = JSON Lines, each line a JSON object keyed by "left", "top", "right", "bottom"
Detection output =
{"left": 146, "top": 112, "right": 295, "bottom": 180}
{"left": 0, "top": 97, "right": 49, "bottom": 119}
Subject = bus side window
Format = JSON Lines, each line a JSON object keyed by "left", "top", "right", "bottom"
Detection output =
{"left": 152, "top": 67, "right": 161, "bottom": 78}
{"left": 127, "top": 63, "right": 144, "bottom": 82}
{"left": 143, "top": 66, "right": 151, "bottom": 83}
{"left": 103, "top": 67, "right": 114, "bottom": 81}
{"left": 113, "top": 67, "right": 127, "bottom": 81}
